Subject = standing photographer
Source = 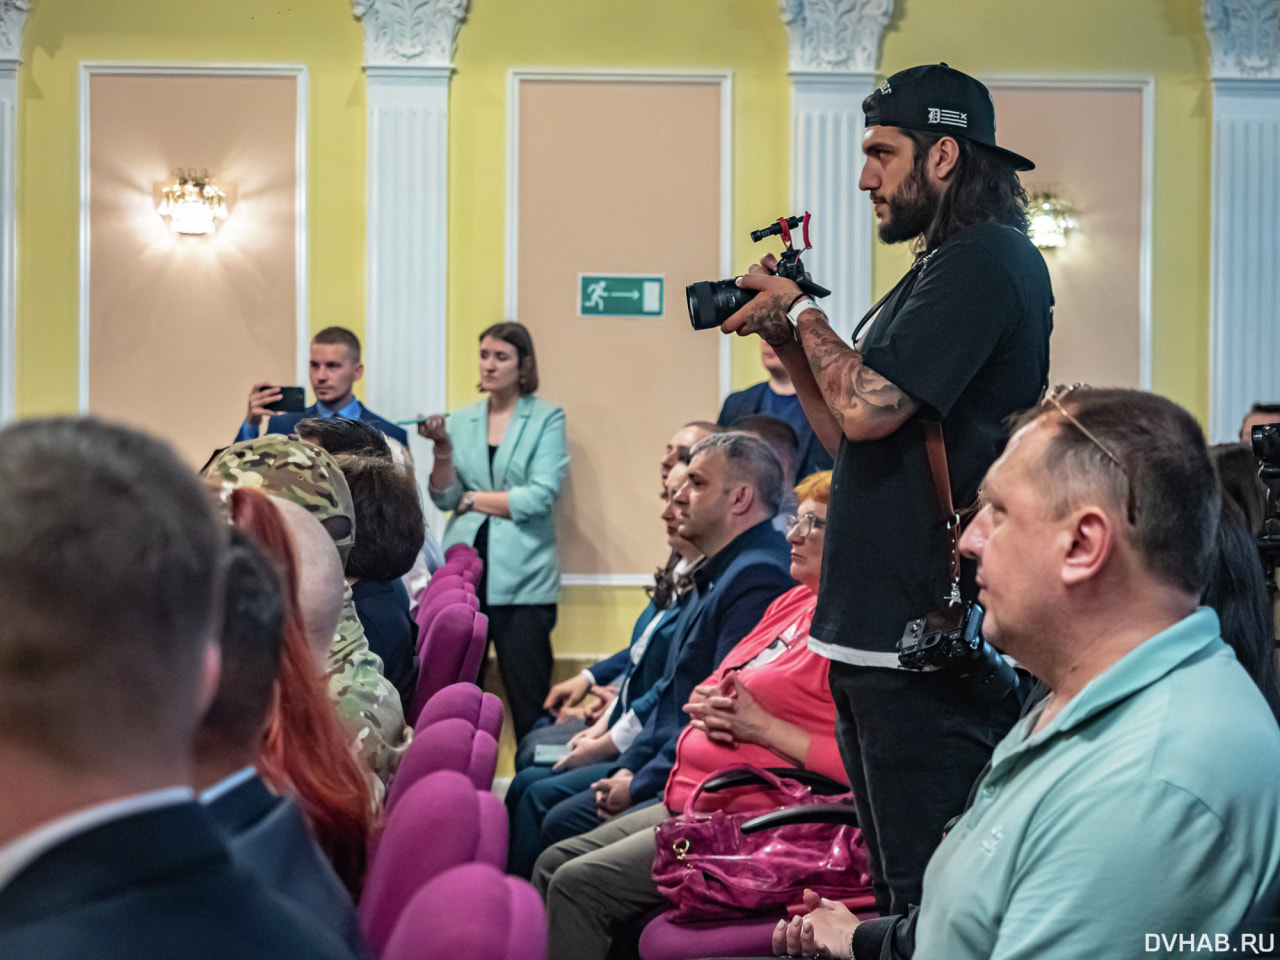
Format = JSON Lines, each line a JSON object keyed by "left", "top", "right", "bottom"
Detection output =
{"left": 722, "top": 63, "right": 1053, "bottom": 914}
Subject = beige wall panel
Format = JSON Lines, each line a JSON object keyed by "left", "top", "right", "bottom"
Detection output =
{"left": 89, "top": 74, "right": 297, "bottom": 468}
{"left": 990, "top": 87, "right": 1144, "bottom": 390}
{"left": 517, "top": 80, "right": 722, "bottom": 576}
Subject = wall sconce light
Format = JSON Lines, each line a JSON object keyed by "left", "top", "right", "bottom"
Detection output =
{"left": 1026, "top": 192, "right": 1076, "bottom": 250}
{"left": 156, "top": 169, "right": 228, "bottom": 236}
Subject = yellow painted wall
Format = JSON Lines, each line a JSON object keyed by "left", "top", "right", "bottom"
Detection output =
{"left": 875, "top": 0, "right": 1212, "bottom": 420}
{"left": 16, "top": 0, "right": 366, "bottom": 417}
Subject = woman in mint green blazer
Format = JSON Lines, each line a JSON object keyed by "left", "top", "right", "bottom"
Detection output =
{"left": 420, "top": 322, "right": 569, "bottom": 739}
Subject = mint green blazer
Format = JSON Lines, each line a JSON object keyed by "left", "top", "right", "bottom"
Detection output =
{"left": 430, "top": 395, "right": 569, "bottom": 605}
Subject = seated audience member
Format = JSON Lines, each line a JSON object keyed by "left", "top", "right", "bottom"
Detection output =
{"left": 537, "top": 472, "right": 843, "bottom": 960}
{"left": 196, "top": 530, "right": 369, "bottom": 956}
{"left": 334, "top": 453, "right": 427, "bottom": 711}
{"left": 204, "top": 434, "right": 411, "bottom": 786}
{"left": 531, "top": 433, "right": 794, "bottom": 854}
{"left": 1213, "top": 441, "right": 1269, "bottom": 537}
{"left": 776, "top": 388, "right": 1280, "bottom": 960}
{"left": 0, "top": 417, "right": 355, "bottom": 960}
{"left": 298, "top": 415, "right": 445, "bottom": 600}
{"left": 506, "top": 461, "right": 701, "bottom": 876}
{"left": 230, "top": 489, "right": 378, "bottom": 895}
{"left": 718, "top": 341, "right": 833, "bottom": 481}
{"left": 661, "top": 421, "right": 717, "bottom": 486}
{"left": 1241, "top": 402, "right": 1280, "bottom": 445}
{"left": 239, "top": 325, "right": 408, "bottom": 445}
{"left": 731, "top": 413, "right": 801, "bottom": 525}
{"left": 1203, "top": 496, "right": 1280, "bottom": 721}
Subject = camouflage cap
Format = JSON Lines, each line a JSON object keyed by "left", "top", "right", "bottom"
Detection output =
{"left": 202, "top": 434, "right": 357, "bottom": 565}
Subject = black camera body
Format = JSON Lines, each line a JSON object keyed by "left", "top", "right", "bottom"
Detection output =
{"left": 686, "top": 214, "right": 831, "bottom": 331}
{"left": 898, "top": 602, "right": 1019, "bottom": 704}
{"left": 1251, "top": 422, "right": 1280, "bottom": 595}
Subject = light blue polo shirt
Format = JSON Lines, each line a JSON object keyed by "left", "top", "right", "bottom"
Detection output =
{"left": 914, "top": 608, "right": 1280, "bottom": 960}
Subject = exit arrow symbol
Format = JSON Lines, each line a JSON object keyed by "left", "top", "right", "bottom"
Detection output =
{"left": 605, "top": 290, "right": 640, "bottom": 299}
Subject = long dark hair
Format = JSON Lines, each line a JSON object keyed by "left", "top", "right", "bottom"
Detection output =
{"left": 1202, "top": 495, "right": 1280, "bottom": 724}
{"left": 904, "top": 129, "right": 1029, "bottom": 251}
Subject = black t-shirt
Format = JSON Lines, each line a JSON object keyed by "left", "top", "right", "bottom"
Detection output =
{"left": 810, "top": 221, "right": 1053, "bottom": 659}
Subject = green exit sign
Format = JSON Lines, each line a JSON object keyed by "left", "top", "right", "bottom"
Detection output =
{"left": 578, "top": 274, "right": 664, "bottom": 317}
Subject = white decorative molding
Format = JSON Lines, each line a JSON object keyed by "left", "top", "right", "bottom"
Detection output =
{"left": 0, "top": 0, "right": 28, "bottom": 422}
{"left": 78, "top": 64, "right": 310, "bottom": 410}
{"left": 0, "top": 0, "right": 30, "bottom": 61}
{"left": 1203, "top": 0, "right": 1280, "bottom": 80}
{"left": 561, "top": 574, "right": 654, "bottom": 588}
{"left": 362, "top": 69, "right": 450, "bottom": 513}
{"left": 350, "top": 0, "right": 469, "bottom": 68}
{"left": 790, "top": 72, "right": 876, "bottom": 341}
{"left": 1209, "top": 79, "right": 1280, "bottom": 441}
{"left": 505, "top": 70, "right": 734, "bottom": 401}
{"left": 778, "top": 0, "right": 892, "bottom": 74}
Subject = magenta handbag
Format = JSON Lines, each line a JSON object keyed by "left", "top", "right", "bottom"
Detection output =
{"left": 651, "top": 764, "right": 873, "bottom": 923}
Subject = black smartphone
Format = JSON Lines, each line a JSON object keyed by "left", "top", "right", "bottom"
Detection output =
{"left": 263, "top": 386, "right": 306, "bottom": 414}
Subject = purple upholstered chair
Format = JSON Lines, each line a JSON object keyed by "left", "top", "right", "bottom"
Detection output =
{"left": 638, "top": 893, "right": 878, "bottom": 960}
{"left": 381, "top": 863, "right": 546, "bottom": 960}
{"left": 423, "top": 570, "right": 470, "bottom": 598}
{"left": 409, "top": 603, "right": 479, "bottom": 721}
{"left": 415, "top": 587, "right": 479, "bottom": 649}
{"left": 444, "top": 543, "right": 478, "bottom": 563}
{"left": 415, "top": 682, "right": 503, "bottom": 741}
{"left": 360, "top": 772, "right": 508, "bottom": 957}
{"left": 459, "top": 611, "right": 488, "bottom": 691}
{"left": 385, "top": 717, "right": 499, "bottom": 809}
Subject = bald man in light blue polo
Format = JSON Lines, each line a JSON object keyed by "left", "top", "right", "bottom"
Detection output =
{"left": 775, "top": 388, "right": 1280, "bottom": 960}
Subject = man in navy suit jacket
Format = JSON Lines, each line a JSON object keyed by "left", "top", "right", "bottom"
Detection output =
{"left": 530, "top": 433, "right": 795, "bottom": 858}
{"left": 196, "top": 532, "right": 369, "bottom": 957}
{"left": 238, "top": 326, "right": 408, "bottom": 446}
{"left": 0, "top": 418, "right": 357, "bottom": 960}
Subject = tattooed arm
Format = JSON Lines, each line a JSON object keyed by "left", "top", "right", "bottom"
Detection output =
{"left": 722, "top": 268, "right": 920, "bottom": 444}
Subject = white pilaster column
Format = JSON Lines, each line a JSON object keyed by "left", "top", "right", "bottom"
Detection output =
{"left": 351, "top": 0, "right": 467, "bottom": 530}
{"left": 1203, "top": 0, "right": 1280, "bottom": 441}
{"left": 0, "top": 0, "right": 30, "bottom": 423}
{"left": 780, "top": 0, "right": 890, "bottom": 340}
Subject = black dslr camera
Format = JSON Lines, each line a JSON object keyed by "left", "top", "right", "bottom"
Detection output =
{"left": 1251, "top": 422, "right": 1280, "bottom": 598}
{"left": 686, "top": 213, "right": 831, "bottom": 331}
{"left": 898, "top": 602, "right": 1020, "bottom": 704}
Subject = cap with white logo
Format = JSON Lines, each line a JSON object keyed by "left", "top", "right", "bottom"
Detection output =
{"left": 862, "top": 62, "right": 1035, "bottom": 172}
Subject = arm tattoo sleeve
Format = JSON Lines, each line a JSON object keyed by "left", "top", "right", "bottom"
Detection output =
{"left": 801, "top": 314, "right": 909, "bottom": 427}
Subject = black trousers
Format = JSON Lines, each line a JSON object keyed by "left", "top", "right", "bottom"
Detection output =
{"left": 827, "top": 660, "right": 1022, "bottom": 916}
{"left": 483, "top": 603, "right": 557, "bottom": 742}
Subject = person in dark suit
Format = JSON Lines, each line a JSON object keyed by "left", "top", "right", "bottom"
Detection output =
{"left": 195, "top": 531, "right": 369, "bottom": 957}
{"left": 717, "top": 341, "right": 833, "bottom": 482}
{"left": 239, "top": 326, "right": 409, "bottom": 446}
{"left": 0, "top": 417, "right": 356, "bottom": 960}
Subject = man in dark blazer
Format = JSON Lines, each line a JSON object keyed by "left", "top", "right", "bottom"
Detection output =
{"left": 238, "top": 325, "right": 408, "bottom": 446}
{"left": 717, "top": 340, "right": 833, "bottom": 482}
{"left": 0, "top": 418, "right": 356, "bottom": 960}
{"left": 196, "top": 532, "right": 369, "bottom": 957}
{"left": 529, "top": 433, "right": 795, "bottom": 856}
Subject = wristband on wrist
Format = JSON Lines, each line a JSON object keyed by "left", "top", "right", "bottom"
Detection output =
{"left": 787, "top": 297, "right": 818, "bottom": 325}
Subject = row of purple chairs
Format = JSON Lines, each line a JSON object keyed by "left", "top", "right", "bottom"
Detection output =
{"left": 408, "top": 556, "right": 489, "bottom": 726}
{"left": 360, "top": 684, "right": 545, "bottom": 960}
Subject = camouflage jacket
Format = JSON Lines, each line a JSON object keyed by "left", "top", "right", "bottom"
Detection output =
{"left": 204, "top": 435, "right": 412, "bottom": 785}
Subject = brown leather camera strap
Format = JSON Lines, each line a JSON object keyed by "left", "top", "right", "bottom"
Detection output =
{"left": 923, "top": 420, "right": 962, "bottom": 600}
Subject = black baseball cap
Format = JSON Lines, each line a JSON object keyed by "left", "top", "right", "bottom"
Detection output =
{"left": 862, "top": 62, "right": 1034, "bottom": 171}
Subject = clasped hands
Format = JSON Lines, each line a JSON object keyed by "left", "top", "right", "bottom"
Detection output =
{"left": 772, "top": 888, "right": 862, "bottom": 959}
{"left": 682, "top": 672, "right": 769, "bottom": 747}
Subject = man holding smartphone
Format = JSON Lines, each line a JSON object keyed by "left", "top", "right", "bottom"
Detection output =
{"left": 237, "top": 326, "right": 408, "bottom": 446}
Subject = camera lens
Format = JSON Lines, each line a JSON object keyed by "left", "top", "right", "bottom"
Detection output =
{"left": 686, "top": 279, "right": 757, "bottom": 331}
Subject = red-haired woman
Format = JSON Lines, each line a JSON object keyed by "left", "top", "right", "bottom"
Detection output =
{"left": 228, "top": 486, "right": 377, "bottom": 894}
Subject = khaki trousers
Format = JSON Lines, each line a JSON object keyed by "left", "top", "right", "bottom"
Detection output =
{"left": 533, "top": 802, "right": 671, "bottom": 960}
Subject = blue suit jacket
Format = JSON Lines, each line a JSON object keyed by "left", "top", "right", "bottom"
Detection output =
{"left": 616, "top": 519, "right": 795, "bottom": 802}
{"left": 430, "top": 395, "right": 569, "bottom": 605}
{"left": 206, "top": 774, "right": 369, "bottom": 959}
{"left": 0, "top": 801, "right": 357, "bottom": 959}
{"left": 266, "top": 401, "right": 408, "bottom": 446}
{"left": 718, "top": 381, "right": 834, "bottom": 482}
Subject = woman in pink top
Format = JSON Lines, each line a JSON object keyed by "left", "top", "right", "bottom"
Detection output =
{"left": 537, "top": 470, "right": 845, "bottom": 960}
